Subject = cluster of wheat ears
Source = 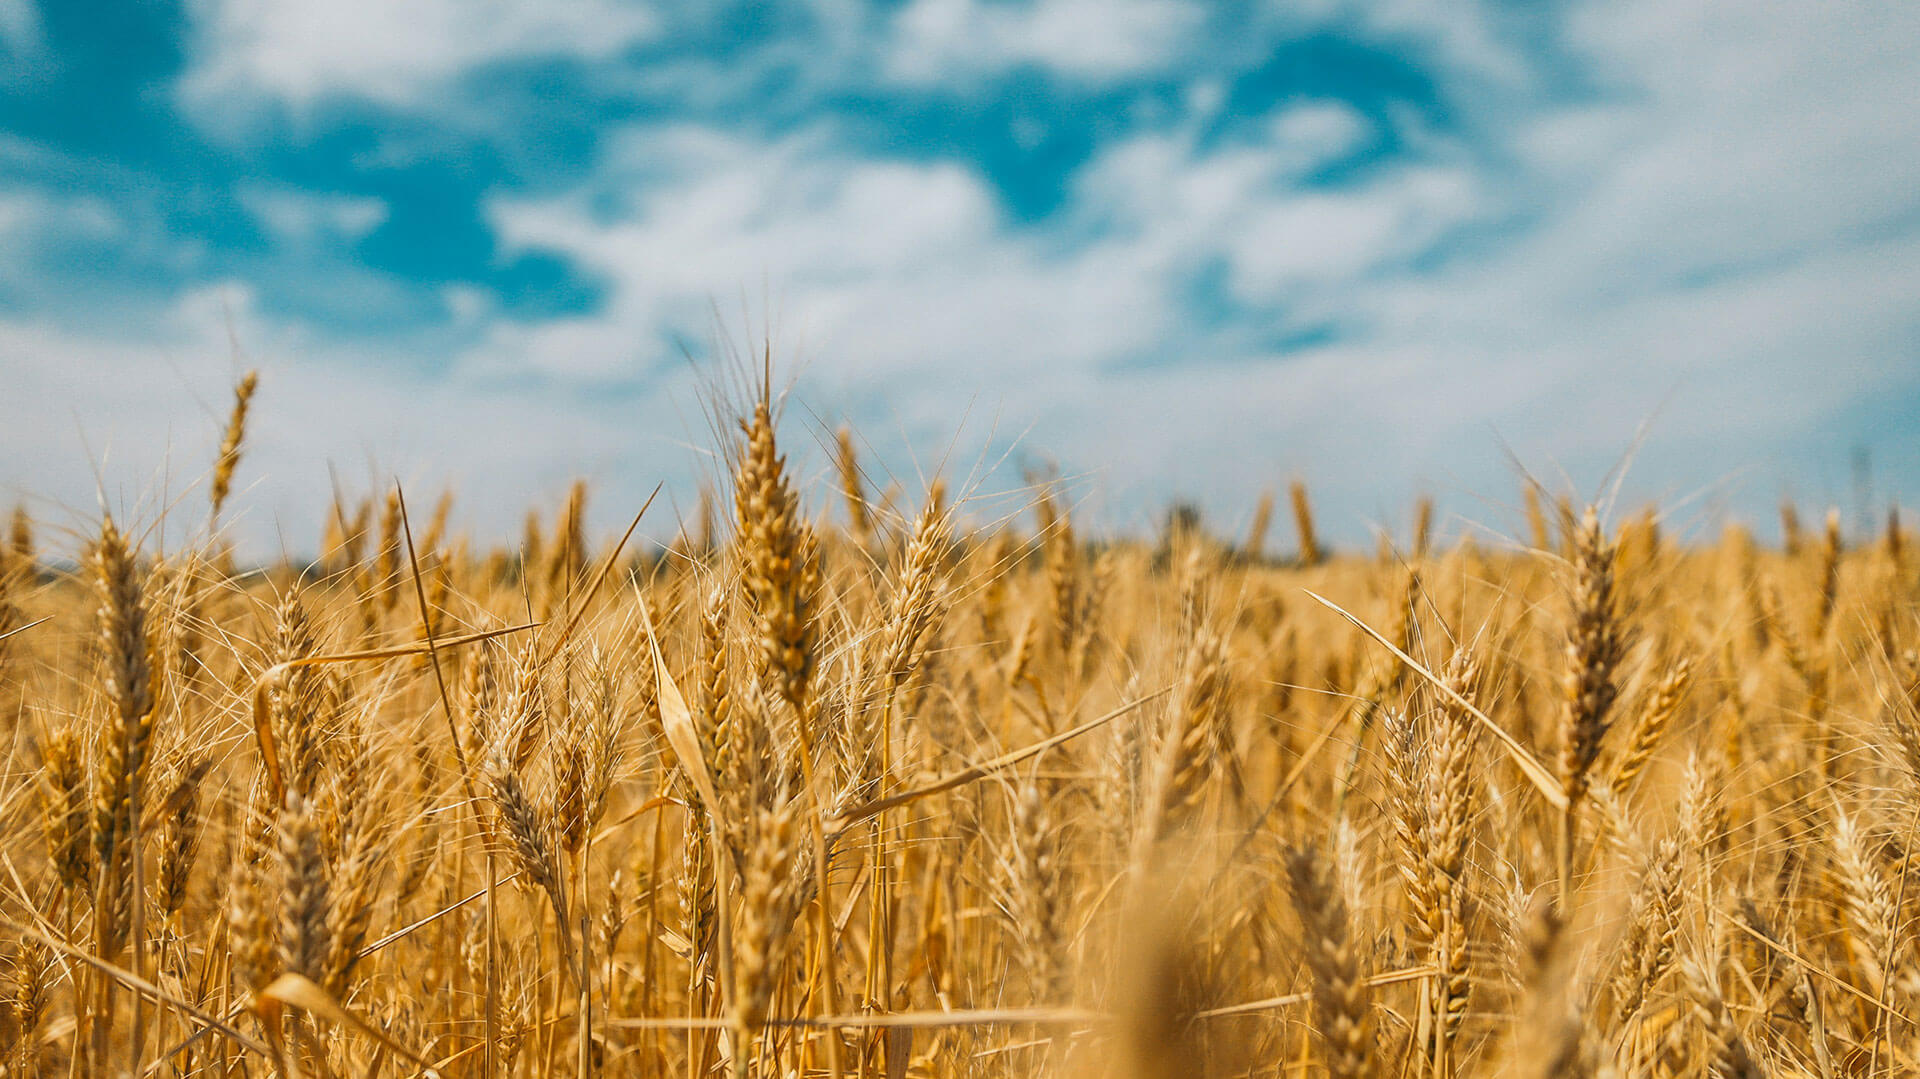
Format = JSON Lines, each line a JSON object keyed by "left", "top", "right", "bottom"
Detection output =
{"left": 0, "top": 368, "right": 1916, "bottom": 1079}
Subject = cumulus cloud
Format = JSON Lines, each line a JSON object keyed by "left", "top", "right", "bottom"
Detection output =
{"left": 0, "top": 188, "right": 121, "bottom": 248}
{"left": 180, "top": 0, "right": 657, "bottom": 115}
{"left": 475, "top": 125, "right": 1047, "bottom": 380}
{"left": 0, "top": 0, "right": 40, "bottom": 56}
{"left": 474, "top": 95, "right": 1478, "bottom": 395}
{"left": 884, "top": 0, "right": 1205, "bottom": 84}
{"left": 239, "top": 185, "right": 388, "bottom": 244}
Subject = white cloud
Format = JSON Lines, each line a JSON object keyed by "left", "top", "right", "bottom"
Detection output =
{"left": 1267, "top": 103, "right": 1372, "bottom": 164}
{"left": 1225, "top": 165, "right": 1479, "bottom": 297}
{"left": 239, "top": 185, "right": 388, "bottom": 244}
{"left": 1552, "top": 0, "right": 1920, "bottom": 289}
{"left": 0, "top": 0, "right": 40, "bottom": 55}
{"left": 989, "top": 228, "right": 1920, "bottom": 539}
{"left": 0, "top": 190, "right": 130, "bottom": 302}
{"left": 885, "top": 0, "right": 1204, "bottom": 84}
{"left": 475, "top": 125, "right": 1064, "bottom": 382}
{"left": 0, "top": 189, "right": 120, "bottom": 244}
{"left": 180, "top": 0, "right": 657, "bottom": 113}
{"left": 1337, "top": 0, "right": 1535, "bottom": 91}
{"left": 0, "top": 285, "right": 699, "bottom": 559}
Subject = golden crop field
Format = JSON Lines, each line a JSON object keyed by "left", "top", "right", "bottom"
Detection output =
{"left": 1, "top": 369, "right": 1913, "bottom": 1079}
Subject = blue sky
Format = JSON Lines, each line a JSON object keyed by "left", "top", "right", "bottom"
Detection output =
{"left": 2, "top": 0, "right": 1917, "bottom": 554}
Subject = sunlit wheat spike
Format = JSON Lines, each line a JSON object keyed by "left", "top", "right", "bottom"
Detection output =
{"left": 209, "top": 369, "right": 259, "bottom": 521}
{"left": 733, "top": 391, "right": 820, "bottom": 716}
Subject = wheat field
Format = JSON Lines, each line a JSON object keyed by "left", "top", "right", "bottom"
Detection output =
{"left": 1, "top": 369, "right": 1914, "bottom": 1078}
